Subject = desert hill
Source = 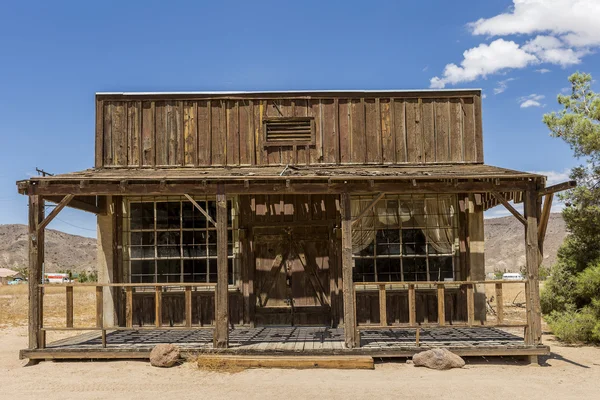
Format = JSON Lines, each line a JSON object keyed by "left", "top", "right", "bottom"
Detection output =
{"left": 0, "top": 224, "right": 96, "bottom": 273}
{"left": 484, "top": 213, "right": 567, "bottom": 274}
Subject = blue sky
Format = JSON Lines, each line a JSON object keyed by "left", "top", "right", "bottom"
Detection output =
{"left": 0, "top": 0, "right": 597, "bottom": 237}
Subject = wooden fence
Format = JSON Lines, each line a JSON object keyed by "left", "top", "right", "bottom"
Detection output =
{"left": 353, "top": 280, "right": 529, "bottom": 343}
{"left": 36, "top": 282, "right": 217, "bottom": 348}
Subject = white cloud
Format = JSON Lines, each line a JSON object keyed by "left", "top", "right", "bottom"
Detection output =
{"left": 469, "top": 0, "right": 600, "bottom": 47}
{"left": 523, "top": 35, "right": 586, "bottom": 66}
{"left": 482, "top": 93, "right": 487, "bottom": 99}
{"left": 430, "top": 39, "right": 537, "bottom": 88}
{"left": 494, "top": 77, "right": 516, "bottom": 95}
{"left": 519, "top": 94, "right": 545, "bottom": 108}
{"left": 535, "top": 68, "right": 551, "bottom": 74}
{"left": 431, "top": 1, "right": 600, "bottom": 87}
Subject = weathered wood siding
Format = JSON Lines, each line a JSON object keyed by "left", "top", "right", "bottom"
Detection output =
{"left": 96, "top": 91, "right": 483, "bottom": 167}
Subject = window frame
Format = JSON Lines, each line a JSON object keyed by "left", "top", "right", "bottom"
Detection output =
{"left": 351, "top": 194, "right": 459, "bottom": 283}
{"left": 123, "top": 196, "right": 240, "bottom": 286}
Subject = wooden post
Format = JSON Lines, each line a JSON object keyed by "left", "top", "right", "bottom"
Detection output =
{"left": 524, "top": 188, "right": 542, "bottom": 357}
{"left": 96, "top": 286, "right": 103, "bottom": 328}
{"left": 437, "top": 284, "right": 445, "bottom": 326}
{"left": 495, "top": 283, "right": 504, "bottom": 325}
{"left": 125, "top": 287, "right": 133, "bottom": 328}
{"left": 66, "top": 286, "right": 74, "bottom": 328}
{"left": 28, "top": 195, "right": 44, "bottom": 350}
{"left": 341, "top": 193, "right": 357, "bottom": 348}
{"left": 214, "top": 184, "right": 229, "bottom": 348}
{"left": 466, "top": 284, "right": 475, "bottom": 326}
{"left": 155, "top": 286, "right": 162, "bottom": 328}
{"left": 408, "top": 284, "right": 416, "bottom": 327}
{"left": 378, "top": 284, "right": 387, "bottom": 327}
{"left": 185, "top": 286, "right": 192, "bottom": 328}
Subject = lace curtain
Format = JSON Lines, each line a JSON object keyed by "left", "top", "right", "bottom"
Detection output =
{"left": 351, "top": 196, "right": 455, "bottom": 254}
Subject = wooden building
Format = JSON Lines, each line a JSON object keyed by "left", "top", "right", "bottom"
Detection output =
{"left": 17, "top": 89, "right": 573, "bottom": 363}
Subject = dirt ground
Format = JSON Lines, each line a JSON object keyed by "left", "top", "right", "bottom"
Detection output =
{"left": 0, "top": 327, "right": 599, "bottom": 400}
{"left": 2, "top": 284, "right": 600, "bottom": 400}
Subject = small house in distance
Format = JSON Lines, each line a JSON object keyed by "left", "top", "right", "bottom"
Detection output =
{"left": 17, "top": 89, "right": 573, "bottom": 362}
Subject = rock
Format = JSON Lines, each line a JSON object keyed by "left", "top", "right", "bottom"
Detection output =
{"left": 150, "top": 344, "right": 181, "bottom": 368}
{"left": 412, "top": 348, "right": 465, "bottom": 370}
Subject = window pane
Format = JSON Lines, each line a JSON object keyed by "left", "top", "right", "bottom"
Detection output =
{"left": 130, "top": 202, "right": 154, "bottom": 230}
{"left": 377, "top": 258, "right": 400, "bottom": 282}
{"left": 428, "top": 257, "right": 453, "bottom": 281}
{"left": 353, "top": 259, "right": 375, "bottom": 283}
{"left": 182, "top": 201, "right": 207, "bottom": 228}
{"left": 184, "top": 259, "right": 207, "bottom": 282}
{"left": 157, "top": 260, "right": 181, "bottom": 282}
{"left": 131, "top": 260, "right": 154, "bottom": 275}
{"left": 208, "top": 259, "right": 218, "bottom": 283}
{"left": 207, "top": 201, "right": 217, "bottom": 222}
{"left": 207, "top": 230, "right": 217, "bottom": 256}
{"left": 402, "top": 229, "right": 426, "bottom": 255}
{"left": 376, "top": 229, "right": 400, "bottom": 256}
{"left": 156, "top": 202, "right": 180, "bottom": 229}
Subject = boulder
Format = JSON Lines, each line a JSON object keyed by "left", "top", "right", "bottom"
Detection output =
{"left": 412, "top": 348, "right": 465, "bottom": 370}
{"left": 150, "top": 344, "right": 181, "bottom": 368}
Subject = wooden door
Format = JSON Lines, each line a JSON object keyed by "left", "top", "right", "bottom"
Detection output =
{"left": 253, "top": 226, "right": 332, "bottom": 326}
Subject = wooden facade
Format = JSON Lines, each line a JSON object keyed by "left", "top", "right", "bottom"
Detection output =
{"left": 17, "top": 89, "right": 570, "bottom": 363}
{"left": 95, "top": 90, "right": 483, "bottom": 168}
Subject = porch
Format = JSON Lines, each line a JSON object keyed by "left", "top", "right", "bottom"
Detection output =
{"left": 20, "top": 326, "right": 546, "bottom": 360}
{"left": 16, "top": 164, "right": 573, "bottom": 362}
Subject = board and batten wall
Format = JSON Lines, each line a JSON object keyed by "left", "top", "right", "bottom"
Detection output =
{"left": 95, "top": 91, "right": 483, "bottom": 168}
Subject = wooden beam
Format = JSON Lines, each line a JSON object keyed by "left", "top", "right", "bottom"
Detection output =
{"left": 341, "top": 193, "right": 357, "bottom": 348}
{"left": 196, "top": 355, "right": 375, "bottom": 370}
{"left": 66, "top": 286, "right": 74, "bottom": 328}
{"left": 437, "top": 284, "right": 445, "bottom": 326}
{"left": 155, "top": 286, "right": 162, "bottom": 328}
{"left": 538, "top": 193, "right": 554, "bottom": 253}
{"left": 125, "top": 287, "right": 133, "bottom": 328}
{"left": 524, "top": 189, "right": 542, "bottom": 349}
{"left": 378, "top": 284, "right": 387, "bottom": 327}
{"left": 351, "top": 192, "right": 385, "bottom": 224}
{"left": 466, "top": 284, "right": 475, "bottom": 326}
{"left": 95, "top": 286, "right": 103, "bottom": 328}
{"left": 184, "top": 193, "right": 217, "bottom": 227}
{"left": 408, "top": 284, "right": 416, "bottom": 327}
{"left": 538, "top": 180, "right": 576, "bottom": 197}
{"left": 37, "top": 194, "right": 74, "bottom": 232}
{"left": 44, "top": 195, "right": 102, "bottom": 214}
{"left": 214, "top": 184, "right": 229, "bottom": 348}
{"left": 491, "top": 191, "right": 526, "bottom": 225}
{"left": 20, "top": 179, "right": 534, "bottom": 197}
{"left": 495, "top": 283, "right": 504, "bottom": 325}
{"left": 28, "top": 195, "right": 44, "bottom": 349}
{"left": 185, "top": 286, "right": 192, "bottom": 328}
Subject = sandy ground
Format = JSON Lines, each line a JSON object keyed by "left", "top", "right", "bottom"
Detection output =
{"left": 2, "top": 284, "right": 599, "bottom": 400}
{"left": 0, "top": 326, "right": 598, "bottom": 400}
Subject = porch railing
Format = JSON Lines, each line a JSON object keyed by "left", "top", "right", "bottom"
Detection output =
{"left": 36, "top": 282, "right": 218, "bottom": 349}
{"left": 353, "top": 280, "right": 529, "bottom": 344}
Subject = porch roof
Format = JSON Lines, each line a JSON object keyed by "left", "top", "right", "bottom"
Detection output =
{"left": 17, "top": 164, "right": 544, "bottom": 212}
{"left": 18, "top": 163, "right": 543, "bottom": 183}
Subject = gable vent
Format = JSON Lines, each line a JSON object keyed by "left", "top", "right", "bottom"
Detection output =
{"left": 264, "top": 117, "right": 314, "bottom": 146}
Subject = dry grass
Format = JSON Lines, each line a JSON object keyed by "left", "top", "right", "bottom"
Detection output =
{"left": 191, "top": 354, "right": 248, "bottom": 374}
{"left": 0, "top": 284, "right": 97, "bottom": 330}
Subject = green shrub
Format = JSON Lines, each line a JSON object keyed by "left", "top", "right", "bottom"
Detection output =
{"left": 546, "top": 306, "right": 600, "bottom": 343}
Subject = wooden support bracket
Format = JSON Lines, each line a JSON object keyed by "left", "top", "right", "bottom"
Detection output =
{"left": 184, "top": 194, "right": 217, "bottom": 227}
{"left": 491, "top": 191, "right": 526, "bottom": 226}
{"left": 538, "top": 180, "right": 576, "bottom": 197}
{"left": 351, "top": 192, "right": 385, "bottom": 225}
{"left": 37, "top": 194, "right": 74, "bottom": 232}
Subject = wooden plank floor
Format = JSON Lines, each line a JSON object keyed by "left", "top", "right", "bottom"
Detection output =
{"left": 22, "top": 327, "right": 550, "bottom": 360}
